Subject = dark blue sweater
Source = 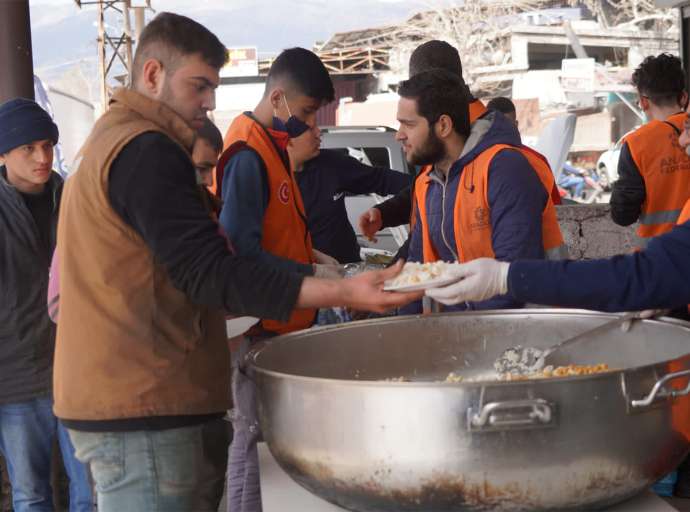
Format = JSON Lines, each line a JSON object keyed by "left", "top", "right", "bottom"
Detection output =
{"left": 509, "top": 221, "right": 690, "bottom": 311}
{"left": 406, "top": 111, "right": 547, "bottom": 313}
{"left": 296, "top": 149, "right": 412, "bottom": 263}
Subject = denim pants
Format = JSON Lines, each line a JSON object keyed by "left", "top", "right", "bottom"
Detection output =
{"left": 227, "top": 336, "right": 262, "bottom": 512}
{"left": 0, "top": 397, "right": 93, "bottom": 512}
{"left": 557, "top": 175, "right": 585, "bottom": 198}
{"left": 68, "top": 418, "right": 227, "bottom": 512}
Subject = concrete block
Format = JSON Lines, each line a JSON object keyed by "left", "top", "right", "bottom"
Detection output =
{"left": 555, "top": 204, "right": 636, "bottom": 260}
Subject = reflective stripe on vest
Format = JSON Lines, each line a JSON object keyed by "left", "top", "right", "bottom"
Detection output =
{"left": 545, "top": 244, "right": 569, "bottom": 260}
{"left": 639, "top": 209, "right": 682, "bottom": 226}
{"left": 221, "top": 113, "right": 316, "bottom": 334}
{"left": 632, "top": 233, "right": 649, "bottom": 250}
{"left": 626, "top": 112, "right": 690, "bottom": 246}
{"left": 415, "top": 144, "right": 565, "bottom": 262}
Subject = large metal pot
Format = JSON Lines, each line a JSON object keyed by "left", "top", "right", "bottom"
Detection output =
{"left": 249, "top": 310, "right": 690, "bottom": 511}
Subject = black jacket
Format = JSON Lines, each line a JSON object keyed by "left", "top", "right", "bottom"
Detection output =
{"left": 0, "top": 167, "right": 62, "bottom": 404}
{"left": 610, "top": 141, "right": 646, "bottom": 226}
{"left": 296, "top": 149, "right": 412, "bottom": 263}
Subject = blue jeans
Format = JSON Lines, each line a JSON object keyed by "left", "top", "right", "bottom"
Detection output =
{"left": 68, "top": 419, "right": 227, "bottom": 512}
{"left": 0, "top": 397, "right": 93, "bottom": 512}
{"left": 557, "top": 175, "right": 585, "bottom": 198}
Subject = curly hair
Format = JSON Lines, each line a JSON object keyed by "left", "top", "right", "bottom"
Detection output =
{"left": 632, "top": 53, "right": 686, "bottom": 107}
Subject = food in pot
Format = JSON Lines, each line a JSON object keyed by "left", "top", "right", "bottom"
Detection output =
{"left": 445, "top": 372, "right": 464, "bottom": 383}
{"left": 501, "top": 363, "right": 612, "bottom": 380}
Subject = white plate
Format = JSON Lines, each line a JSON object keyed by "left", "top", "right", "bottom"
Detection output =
{"left": 383, "top": 273, "right": 459, "bottom": 292}
{"left": 226, "top": 316, "right": 259, "bottom": 338}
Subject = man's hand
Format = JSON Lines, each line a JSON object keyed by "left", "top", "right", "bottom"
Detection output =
{"left": 314, "top": 264, "right": 345, "bottom": 279}
{"left": 313, "top": 249, "right": 340, "bottom": 265}
{"left": 340, "top": 260, "right": 422, "bottom": 312}
{"left": 425, "top": 258, "right": 510, "bottom": 305}
{"left": 358, "top": 208, "right": 383, "bottom": 242}
{"left": 297, "top": 261, "right": 421, "bottom": 311}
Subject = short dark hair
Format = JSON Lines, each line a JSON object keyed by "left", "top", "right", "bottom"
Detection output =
{"left": 409, "top": 40, "right": 462, "bottom": 78}
{"left": 197, "top": 117, "right": 223, "bottom": 153}
{"left": 132, "top": 12, "right": 228, "bottom": 83}
{"left": 632, "top": 53, "right": 686, "bottom": 107}
{"left": 398, "top": 69, "right": 470, "bottom": 139}
{"left": 265, "top": 47, "right": 334, "bottom": 103}
{"left": 487, "top": 97, "right": 516, "bottom": 115}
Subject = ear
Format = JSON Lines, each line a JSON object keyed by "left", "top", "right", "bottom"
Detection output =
{"left": 435, "top": 114, "right": 454, "bottom": 139}
{"left": 681, "top": 91, "right": 689, "bottom": 110}
{"left": 639, "top": 96, "right": 650, "bottom": 112}
{"left": 140, "top": 58, "right": 166, "bottom": 96}
{"left": 268, "top": 88, "right": 284, "bottom": 111}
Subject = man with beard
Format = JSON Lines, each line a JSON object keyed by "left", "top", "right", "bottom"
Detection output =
{"left": 359, "top": 41, "right": 564, "bottom": 261}
{"left": 358, "top": 41, "right": 487, "bottom": 251}
{"left": 398, "top": 70, "right": 555, "bottom": 313}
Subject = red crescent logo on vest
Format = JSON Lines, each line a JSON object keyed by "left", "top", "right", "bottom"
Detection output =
{"left": 278, "top": 181, "right": 290, "bottom": 204}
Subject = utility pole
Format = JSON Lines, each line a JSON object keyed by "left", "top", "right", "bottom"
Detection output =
{"left": 0, "top": 0, "right": 34, "bottom": 102}
{"left": 73, "top": 0, "right": 152, "bottom": 112}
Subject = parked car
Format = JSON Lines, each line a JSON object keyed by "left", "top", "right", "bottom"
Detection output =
{"left": 596, "top": 130, "right": 636, "bottom": 190}
{"left": 319, "top": 125, "right": 413, "bottom": 255}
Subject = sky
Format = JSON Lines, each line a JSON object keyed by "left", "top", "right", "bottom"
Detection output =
{"left": 28, "top": 0, "right": 424, "bottom": 73}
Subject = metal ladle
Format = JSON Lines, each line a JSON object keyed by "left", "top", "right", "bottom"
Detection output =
{"left": 494, "top": 311, "right": 664, "bottom": 376}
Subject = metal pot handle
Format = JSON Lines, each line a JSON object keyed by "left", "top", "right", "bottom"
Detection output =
{"left": 468, "top": 398, "right": 555, "bottom": 432}
{"left": 630, "top": 369, "right": 690, "bottom": 408}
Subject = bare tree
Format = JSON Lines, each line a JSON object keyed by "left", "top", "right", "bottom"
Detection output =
{"left": 383, "top": 0, "right": 552, "bottom": 94}
{"left": 574, "top": 0, "right": 673, "bottom": 28}
{"left": 383, "top": 0, "right": 675, "bottom": 95}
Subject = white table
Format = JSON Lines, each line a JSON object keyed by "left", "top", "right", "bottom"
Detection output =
{"left": 259, "top": 443, "right": 679, "bottom": 512}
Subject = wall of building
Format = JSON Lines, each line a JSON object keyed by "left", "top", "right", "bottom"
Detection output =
{"left": 556, "top": 204, "right": 636, "bottom": 259}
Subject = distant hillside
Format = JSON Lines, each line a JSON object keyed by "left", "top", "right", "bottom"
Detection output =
{"left": 30, "top": 0, "right": 420, "bottom": 83}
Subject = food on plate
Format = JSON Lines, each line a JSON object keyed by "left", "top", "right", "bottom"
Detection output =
{"left": 385, "top": 261, "right": 456, "bottom": 288}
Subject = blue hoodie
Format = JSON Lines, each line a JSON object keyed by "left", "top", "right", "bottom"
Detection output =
{"left": 406, "top": 111, "right": 547, "bottom": 313}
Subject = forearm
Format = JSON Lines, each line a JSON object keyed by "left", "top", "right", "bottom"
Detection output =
{"left": 376, "top": 186, "right": 412, "bottom": 228}
{"left": 508, "top": 223, "right": 690, "bottom": 310}
{"left": 108, "top": 133, "right": 304, "bottom": 322}
{"left": 468, "top": 294, "right": 522, "bottom": 311}
{"left": 296, "top": 276, "right": 344, "bottom": 309}
{"left": 252, "top": 247, "right": 314, "bottom": 275}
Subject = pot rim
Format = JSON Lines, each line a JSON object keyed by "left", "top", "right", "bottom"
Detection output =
{"left": 248, "top": 308, "right": 690, "bottom": 387}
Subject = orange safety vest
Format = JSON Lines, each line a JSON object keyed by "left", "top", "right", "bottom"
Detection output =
{"left": 625, "top": 112, "right": 690, "bottom": 249}
{"left": 217, "top": 113, "right": 316, "bottom": 335}
{"left": 468, "top": 98, "right": 488, "bottom": 122}
{"left": 679, "top": 199, "right": 690, "bottom": 225}
{"left": 415, "top": 144, "right": 566, "bottom": 262}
